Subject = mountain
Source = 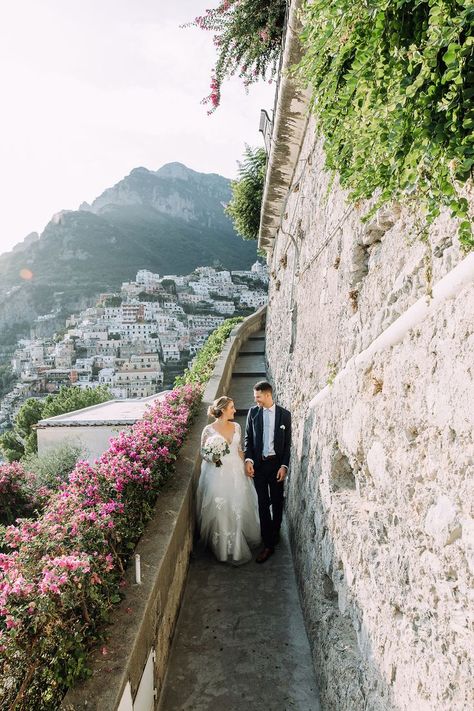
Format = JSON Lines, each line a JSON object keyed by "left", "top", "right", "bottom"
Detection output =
{"left": 0, "top": 163, "right": 257, "bottom": 335}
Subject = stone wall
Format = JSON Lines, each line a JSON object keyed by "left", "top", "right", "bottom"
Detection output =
{"left": 264, "top": 118, "right": 474, "bottom": 710}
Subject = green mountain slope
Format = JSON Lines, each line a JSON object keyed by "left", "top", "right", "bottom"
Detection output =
{"left": 0, "top": 163, "right": 257, "bottom": 332}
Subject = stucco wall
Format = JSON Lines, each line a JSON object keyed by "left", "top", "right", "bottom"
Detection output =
{"left": 37, "top": 424, "right": 123, "bottom": 462}
{"left": 264, "top": 119, "right": 474, "bottom": 711}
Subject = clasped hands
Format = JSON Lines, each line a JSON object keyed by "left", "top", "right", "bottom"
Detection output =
{"left": 245, "top": 461, "right": 287, "bottom": 482}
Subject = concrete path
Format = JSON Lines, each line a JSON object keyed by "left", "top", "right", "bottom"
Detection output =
{"left": 158, "top": 331, "right": 320, "bottom": 711}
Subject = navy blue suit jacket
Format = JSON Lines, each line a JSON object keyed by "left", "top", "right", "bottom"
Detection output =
{"left": 244, "top": 404, "right": 291, "bottom": 469}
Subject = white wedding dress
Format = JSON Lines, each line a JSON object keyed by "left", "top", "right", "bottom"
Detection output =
{"left": 197, "top": 422, "right": 261, "bottom": 565}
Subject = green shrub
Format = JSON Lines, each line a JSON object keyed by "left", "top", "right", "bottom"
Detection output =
{"left": 22, "top": 443, "right": 84, "bottom": 491}
{"left": 0, "top": 386, "right": 112, "bottom": 462}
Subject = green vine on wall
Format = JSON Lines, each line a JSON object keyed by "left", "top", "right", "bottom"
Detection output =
{"left": 295, "top": 0, "right": 474, "bottom": 249}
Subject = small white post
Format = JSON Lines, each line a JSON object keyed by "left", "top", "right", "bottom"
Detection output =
{"left": 135, "top": 554, "right": 141, "bottom": 585}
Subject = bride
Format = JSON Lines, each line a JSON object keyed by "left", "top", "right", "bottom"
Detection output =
{"left": 197, "top": 396, "right": 261, "bottom": 565}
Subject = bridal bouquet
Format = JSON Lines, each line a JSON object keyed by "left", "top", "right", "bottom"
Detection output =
{"left": 202, "top": 435, "right": 230, "bottom": 467}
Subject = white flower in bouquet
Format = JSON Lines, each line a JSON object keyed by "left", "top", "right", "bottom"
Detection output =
{"left": 202, "top": 434, "right": 230, "bottom": 467}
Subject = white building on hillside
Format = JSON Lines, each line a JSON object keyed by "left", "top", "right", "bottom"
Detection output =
{"left": 36, "top": 393, "right": 168, "bottom": 463}
{"left": 136, "top": 270, "right": 160, "bottom": 288}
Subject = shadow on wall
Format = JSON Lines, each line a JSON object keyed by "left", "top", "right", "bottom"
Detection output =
{"left": 286, "top": 409, "right": 396, "bottom": 711}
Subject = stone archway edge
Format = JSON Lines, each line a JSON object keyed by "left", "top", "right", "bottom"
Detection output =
{"left": 309, "top": 252, "right": 474, "bottom": 409}
{"left": 61, "top": 306, "right": 266, "bottom": 711}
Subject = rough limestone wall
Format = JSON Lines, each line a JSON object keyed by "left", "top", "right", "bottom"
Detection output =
{"left": 265, "top": 116, "right": 474, "bottom": 711}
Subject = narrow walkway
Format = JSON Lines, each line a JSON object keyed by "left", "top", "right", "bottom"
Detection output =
{"left": 158, "top": 331, "right": 320, "bottom": 711}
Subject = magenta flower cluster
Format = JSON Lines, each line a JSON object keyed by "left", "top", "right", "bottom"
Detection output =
{"left": 187, "top": 0, "right": 285, "bottom": 113}
{"left": 0, "top": 384, "right": 201, "bottom": 710}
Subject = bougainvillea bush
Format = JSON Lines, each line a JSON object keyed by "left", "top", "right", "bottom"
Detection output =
{"left": 186, "top": 0, "right": 287, "bottom": 112}
{"left": 0, "top": 384, "right": 200, "bottom": 710}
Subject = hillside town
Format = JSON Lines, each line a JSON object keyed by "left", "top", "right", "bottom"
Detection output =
{"left": 0, "top": 262, "right": 267, "bottom": 431}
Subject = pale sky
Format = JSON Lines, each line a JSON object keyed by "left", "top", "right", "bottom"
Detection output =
{"left": 0, "top": 0, "right": 275, "bottom": 256}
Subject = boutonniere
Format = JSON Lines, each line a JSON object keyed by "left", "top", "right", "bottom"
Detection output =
{"left": 280, "top": 424, "right": 286, "bottom": 430}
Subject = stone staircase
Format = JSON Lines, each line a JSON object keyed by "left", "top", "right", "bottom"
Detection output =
{"left": 231, "top": 329, "right": 266, "bottom": 429}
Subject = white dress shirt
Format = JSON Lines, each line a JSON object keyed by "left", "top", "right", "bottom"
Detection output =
{"left": 263, "top": 404, "right": 276, "bottom": 456}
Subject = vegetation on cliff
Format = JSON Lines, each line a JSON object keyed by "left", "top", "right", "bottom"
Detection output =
{"left": 0, "top": 164, "right": 258, "bottom": 334}
{"left": 0, "top": 366, "right": 16, "bottom": 400}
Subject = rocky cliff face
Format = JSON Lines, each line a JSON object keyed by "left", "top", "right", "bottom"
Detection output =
{"left": 0, "top": 163, "right": 256, "bottom": 333}
{"left": 264, "top": 120, "right": 474, "bottom": 711}
{"left": 82, "top": 163, "right": 231, "bottom": 228}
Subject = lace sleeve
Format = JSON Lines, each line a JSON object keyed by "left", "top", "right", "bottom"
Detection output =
{"left": 235, "top": 422, "right": 243, "bottom": 452}
{"left": 200, "top": 425, "right": 213, "bottom": 461}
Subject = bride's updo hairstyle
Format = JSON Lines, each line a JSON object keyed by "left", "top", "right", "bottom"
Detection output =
{"left": 208, "top": 395, "right": 233, "bottom": 419}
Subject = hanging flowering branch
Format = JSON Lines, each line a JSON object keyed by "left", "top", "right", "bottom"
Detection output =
{"left": 185, "top": 0, "right": 287, "bottom": 113}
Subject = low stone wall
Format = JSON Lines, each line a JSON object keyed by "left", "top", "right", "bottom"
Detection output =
{"left": 61, "top": 306, "right": 266, "bottom": 711}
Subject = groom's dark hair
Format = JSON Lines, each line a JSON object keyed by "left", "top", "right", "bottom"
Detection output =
{"left": 253, "top": 380, "right": 273, "bottom": 393}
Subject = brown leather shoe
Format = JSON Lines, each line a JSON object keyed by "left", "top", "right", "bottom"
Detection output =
{"left": 256, "top": 547, "right": 275, "bottom": 564}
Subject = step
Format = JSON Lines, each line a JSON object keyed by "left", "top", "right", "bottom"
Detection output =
{"left": 229, "top": 377, "right": 262, "bottom": 411}
{"left": 233, "top": 414, "right": 248, "bottom": 431}
{"left": 233, "top": 354, "right": 266, "bottom": 374}
{"left": 232, "top": 371, "right": 266, "bottom": 378}
{"left": 235, "top": 408, "right": 251, "bottom": 418}
{"left": 240, "top": 340, "right": 265, "bottom": 354}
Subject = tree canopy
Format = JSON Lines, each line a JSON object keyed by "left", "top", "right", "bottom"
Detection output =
{"left": 225, "top": 146, "right": 267, "bottom": 240}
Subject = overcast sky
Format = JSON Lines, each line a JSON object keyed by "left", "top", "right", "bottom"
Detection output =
{"left": 0, "top": 0, "right": 275, "bottom": 256}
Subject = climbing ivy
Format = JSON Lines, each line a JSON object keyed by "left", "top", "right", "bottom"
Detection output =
{"left": 295, "top": 0, "right": 474, "bottom": 248}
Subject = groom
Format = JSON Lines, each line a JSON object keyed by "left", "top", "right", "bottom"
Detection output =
{"left": 244, "top": 380, "right": 292, "bottom": 563}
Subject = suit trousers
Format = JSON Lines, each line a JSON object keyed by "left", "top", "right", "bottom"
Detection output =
{"left": 253, "top": 459, "right": 284, "bottom": 548}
